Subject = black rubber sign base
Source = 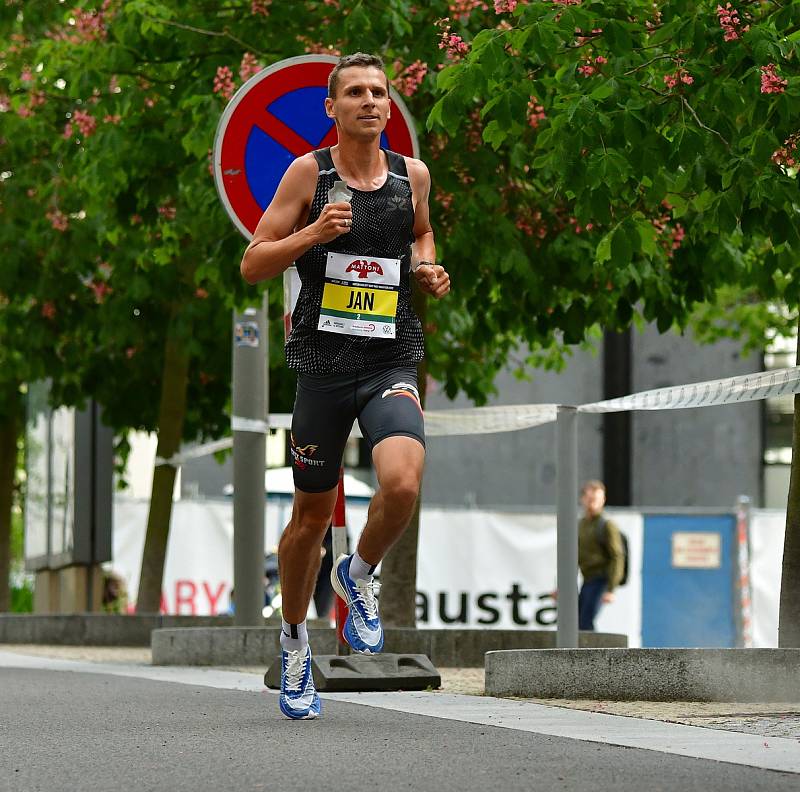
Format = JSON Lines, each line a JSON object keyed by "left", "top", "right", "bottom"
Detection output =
{"left": 264, "top": 653, "right": 441, "bottom": 692}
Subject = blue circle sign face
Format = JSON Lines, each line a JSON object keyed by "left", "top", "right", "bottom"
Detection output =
{"left": 213, "top": 55, "right": 420, "bottom": 240}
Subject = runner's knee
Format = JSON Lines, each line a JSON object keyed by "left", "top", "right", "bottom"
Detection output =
{"left": 379, "top": 472, "right": 420, "bottom": 510}
{"left": 283, "top": 513, "right": 330, "bottom": 547}
{"left": 284, "top": 491, "right": 336, "bottom": 546}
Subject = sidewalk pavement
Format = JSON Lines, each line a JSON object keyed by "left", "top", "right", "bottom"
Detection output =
{"left": 3, "top": 644, "right": 797, "bottom": 741}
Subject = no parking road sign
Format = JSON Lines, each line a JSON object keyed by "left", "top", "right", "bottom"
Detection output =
{"left": 213, "top": 55, "right": 420, "bottom": 240}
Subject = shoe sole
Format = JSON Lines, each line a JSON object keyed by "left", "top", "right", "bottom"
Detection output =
{"left": 330, "top": 553, "right": 352, "bottom": 606}
{"left": 280, "top": 702, "right": 320, "bottom": 720}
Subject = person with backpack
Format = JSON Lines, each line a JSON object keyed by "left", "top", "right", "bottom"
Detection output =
{"left": 577, "top": 480, "right": 627, "bottom": 630}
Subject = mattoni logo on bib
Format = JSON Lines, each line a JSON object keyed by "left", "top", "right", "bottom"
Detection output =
{"left": 345, "top": 260, "right": 384, "bottom": 279}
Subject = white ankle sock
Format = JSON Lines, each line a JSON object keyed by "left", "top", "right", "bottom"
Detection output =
{"left": 349, "top": 549, "right": 377, "bottom": 581}
{"left": 280, "top": 619, "right": 308, "bottom": 652}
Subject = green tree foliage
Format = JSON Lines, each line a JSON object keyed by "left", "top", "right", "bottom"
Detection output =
{"left": 0, "top": 0, "right": 467, "bottom": 609}
{"left": 431, "top": 0, "right": 800, "bottom": 644}
{"left": 431, "top": 0, "right": 800, "bottom": 350}
{"left": 5, "top": 1, "right": 800, "bottom": 625}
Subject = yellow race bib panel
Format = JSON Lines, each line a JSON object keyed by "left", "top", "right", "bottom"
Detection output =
{"left": 318, "top": 252, "right": 401, "bottom": 338}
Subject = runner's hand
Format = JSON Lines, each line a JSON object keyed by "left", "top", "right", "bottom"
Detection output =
{"left": 311, "top": 202, "right": 353, "bottom": 244}
{"left": 602, "top": 592, "right": 615, "bottom": 604}
{"left": 414, "top": 263, "right": 450, "bottom": 299}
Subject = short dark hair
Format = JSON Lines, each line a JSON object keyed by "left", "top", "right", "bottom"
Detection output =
{"left": 328, "top": 52, "right": 386, "bottom": 98}
{"left": 581, "top": 480, "right": 606, "bottom": 495}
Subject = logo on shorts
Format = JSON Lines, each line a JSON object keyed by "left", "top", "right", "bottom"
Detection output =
{"left": 381, "top": 382, "right": 423, "bottom": 414}
{"left": 345, "top": 259, "right": 383, "bottom": 279}
{"left": 290, "top": 434, "right": 325, "bottom": 470}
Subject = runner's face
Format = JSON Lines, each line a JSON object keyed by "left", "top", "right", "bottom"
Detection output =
{"left": 327, "top": 66, "right": 390, "bottom": 140}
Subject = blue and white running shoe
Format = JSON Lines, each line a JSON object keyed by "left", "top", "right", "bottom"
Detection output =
{"left": 331, "top": 553, "right": 384, "bottom": 654}
{"left": 279, "top": 645, "right": 321, "bottom": 720}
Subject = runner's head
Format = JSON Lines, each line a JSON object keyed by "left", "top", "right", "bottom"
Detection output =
{"left": 326, "top": 53, "right": 391, "bottom": 141}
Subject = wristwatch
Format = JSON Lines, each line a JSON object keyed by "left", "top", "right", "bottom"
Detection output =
{"left": 411, "top": 259, "right": 434, "bottom": 273}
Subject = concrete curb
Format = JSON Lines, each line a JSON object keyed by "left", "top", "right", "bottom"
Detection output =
{"left": 151, "top": 627, "right": 627, "bottom": 668}
{"left": 0, "top": 614, "right": 235, "bottom": 646}
{"left": 485, "top": 648, "right": 800, "bottom": 702}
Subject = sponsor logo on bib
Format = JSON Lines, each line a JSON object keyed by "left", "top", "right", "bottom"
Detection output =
{"left": 345, "top": 260, "right": 384, "bottom": 279}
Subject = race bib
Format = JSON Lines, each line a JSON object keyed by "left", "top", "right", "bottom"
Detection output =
{"left": 318, "top": 252, "right": 401, "bottom": 338}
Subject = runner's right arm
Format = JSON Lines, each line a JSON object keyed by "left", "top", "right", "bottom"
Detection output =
{"left": 240, "top": 154, "right": 353, "bottom": 284}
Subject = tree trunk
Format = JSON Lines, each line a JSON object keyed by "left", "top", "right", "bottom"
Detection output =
{"left": 136, "top": 309, "right": 191, "bottom": 613}
{"left": 0, "top": 384, "right": 21, "bottom": 612}
{"left": 379, "top": 289, "right": 428, "bottom": 627}
{"left": 779, "top": 321, "right": 800, "bottom": 647}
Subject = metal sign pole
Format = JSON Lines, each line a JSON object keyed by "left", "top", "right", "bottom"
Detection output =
{"left": 232, "top": 295, "right": 268, "bottom": 626}
{"left": 556, "top": 405, "right": 579, "bottom": 648}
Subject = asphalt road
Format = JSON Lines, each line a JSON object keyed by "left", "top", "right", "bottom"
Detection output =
{"left": 2, "top": 667, "right": 798, "bottom": 792}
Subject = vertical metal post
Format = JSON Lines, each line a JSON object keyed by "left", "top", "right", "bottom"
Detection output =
{"left": 556, "top": 405, "right": 579, "bottom": 648}
{"left": 232, "top": 295, "right": 268, "bottom": 626}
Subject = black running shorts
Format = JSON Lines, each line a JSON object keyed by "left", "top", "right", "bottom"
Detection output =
{"left": 290, "top": 366, "right": 425, "bottom": 493}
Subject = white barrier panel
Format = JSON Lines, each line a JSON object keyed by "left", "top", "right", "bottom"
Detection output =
{"left": 415, "top": 508, "right": 643, "bottom": 645}
{"left": 111, "top": 498, "right": 368, "bottom": 615}
{"left": 111, "top": 499, "right": 642, "bottom": 645}
{"left": 114, "top": 500, "right": 235, "bottom": 615}
{"left": 750, "top": 509, "right": 786, "bottom": 648}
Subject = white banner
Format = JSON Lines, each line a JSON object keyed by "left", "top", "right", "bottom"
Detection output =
{"left": 111, "top": 499, "right": 642, "bottom": 645}
{"left": 416, "top": 509, "right": 642, "bottom": 645}
{"left": 750, "top": 509, "right": 785, "bottom": 648}
{"left": 112, "top": 498, "right": 369, "bottom": 616}
{"left": 113, "top": 500, "right": 235, "bottom": 615}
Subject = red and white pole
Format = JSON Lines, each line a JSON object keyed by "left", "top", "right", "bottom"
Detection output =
{"left": 332, "top": 467, "right": 350, "bottom": 654}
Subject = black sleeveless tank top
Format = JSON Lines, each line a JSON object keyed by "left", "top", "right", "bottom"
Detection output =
{"left": 284, "top": 147, "right": 425, "bottom": 374}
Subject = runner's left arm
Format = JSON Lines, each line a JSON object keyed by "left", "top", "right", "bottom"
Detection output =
{"left": 408, "top": 159, "right": 450, "bottom": 300}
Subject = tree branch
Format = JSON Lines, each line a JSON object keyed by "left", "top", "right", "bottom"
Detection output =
{"left": 624, "top": 53, "right": 680, "bottom": 76}
{"left": 137, "top": 14, "right": 270, "bottom": 57}
{"left": 680, "top": 96, "right": 730, "bottom": 148}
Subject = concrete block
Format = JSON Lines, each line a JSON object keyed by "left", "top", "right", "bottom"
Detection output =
{"left": 152, "top": 627, "right": 337, "bottom": 666}
{"left": 264, "top": 653, "right": 441, "bottom": 692}
{"left": 0, "top": 614, "right": 237, "bottom": 646}
{"left": 485, "top": 648, "right": 800, "bottom": 702}
{"left": 33, "top": 571, "right": 58, "bottom": 614}
{"left": 151, "top": 627, "right": 627, "bottom": 667}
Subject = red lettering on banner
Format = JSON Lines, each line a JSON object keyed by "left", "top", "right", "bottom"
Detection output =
{"left": 203, "top": 582, "right": 226, "bottom": 615}
{"left": 160, "top": 593, "right": 169, "bottom": 614}
{"left": 175, "top": 580, "right": 197, "bottom": 615}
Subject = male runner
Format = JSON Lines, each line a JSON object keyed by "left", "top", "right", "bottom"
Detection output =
{"left": 240, "top": 52, "right": 450, "bottom": 719}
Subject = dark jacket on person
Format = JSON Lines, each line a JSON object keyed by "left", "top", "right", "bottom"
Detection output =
{"left": 578, "top": 513, "right": 625, "bottom": 592}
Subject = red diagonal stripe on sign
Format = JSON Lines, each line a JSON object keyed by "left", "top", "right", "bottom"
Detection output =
{"left": 319, "top": 125, "right": 339, "bottom": 148}
{"left": 253, "top": 108, "right": 332, "bottom": 158}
